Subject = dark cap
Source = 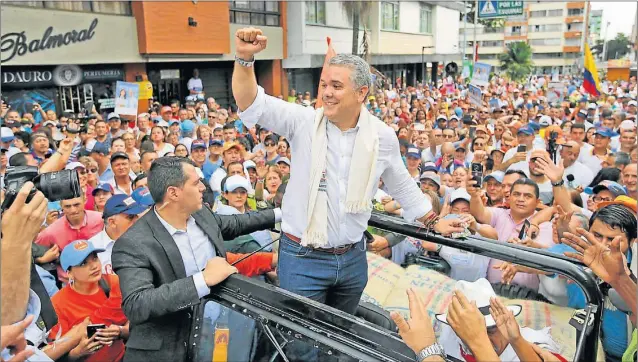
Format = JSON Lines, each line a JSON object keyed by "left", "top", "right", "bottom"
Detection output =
{"left": 110, "top": 152, "right": 129, "bottom": 163}
{"left": 102, "top": 194, "right": 147, "bottom": 219}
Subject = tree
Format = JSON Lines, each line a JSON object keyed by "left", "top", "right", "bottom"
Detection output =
{"left": 591, "top": 33, "right": 633, "bottom": 60}
{"left": 340, "top": 2, "right": 374, "bottom": 55}
{"left": 498, "top": 41, "right": 534, "bottom": 82}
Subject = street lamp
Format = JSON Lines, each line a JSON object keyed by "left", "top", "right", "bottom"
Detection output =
{"left": 421, "top": 46, "right": 434, "bottom": 84}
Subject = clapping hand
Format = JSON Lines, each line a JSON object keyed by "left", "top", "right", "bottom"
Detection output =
{"left": 562, "top": 228, "right": 629, "bottom": 285}
{"left": 533, "top": 155, "right": 564, "bottom": 184}
{"left": 489, "top": 297, "right": 522, "bottom": 343}
{"left": 390, "top": 289, "right": 437, "bottom": 354}
{"left": 447, "top": 291, "right": 489, "bottom": 349}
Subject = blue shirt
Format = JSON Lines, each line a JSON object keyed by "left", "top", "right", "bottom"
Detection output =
{"left": 202, "top": 158, "right": 222, "bottom": 181}
{"left": 547, "top": 243, "right": 630, "bottom": 358}
{"left": 35, "top": 265, "right": 58, "bottom": 297}
{"left": 154, "top": 209, "right": 216, "bottom": 298}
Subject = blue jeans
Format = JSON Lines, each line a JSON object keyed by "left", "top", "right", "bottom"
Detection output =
{"left": 278, "top": 234, "right": 368, "bottom": 361}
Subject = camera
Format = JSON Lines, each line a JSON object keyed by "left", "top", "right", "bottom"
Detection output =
{"left": 547, "top": 131, "right": 558, "bottom": 163}
{"left": 1, "top": 166, "right": 82, "bottom": 211}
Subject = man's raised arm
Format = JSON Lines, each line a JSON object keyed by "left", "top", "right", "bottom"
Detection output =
{"left": 231, "top": 27, "right": 314, "bottom": 141}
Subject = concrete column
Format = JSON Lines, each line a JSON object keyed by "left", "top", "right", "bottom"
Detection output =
{"left": 431, "top": 61, "right": 438, "bottom": 84}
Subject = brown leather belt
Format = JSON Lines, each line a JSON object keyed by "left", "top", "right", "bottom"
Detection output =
{"left": 283, "top": 232, "right": 355, "bottom": 255}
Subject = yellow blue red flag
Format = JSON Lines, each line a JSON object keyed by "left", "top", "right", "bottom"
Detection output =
{"left": 582, "top": 43, "right": 601, "bottom": 96}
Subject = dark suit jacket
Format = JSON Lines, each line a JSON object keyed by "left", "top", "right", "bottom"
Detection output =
{"left": 112, "top": 206, "right": 276, "bottom": 362}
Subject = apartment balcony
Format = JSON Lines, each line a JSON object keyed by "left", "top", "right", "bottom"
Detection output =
{"left": 565, "top": 16, "right": 584, "bottom": 24}
{"left": 504, "top": 34, "right": 527, "bottom": 41}
{"left": 567, "top": 2, "right": 585, "bottom": 9}
{"left": 563, "top": 46, "right": 581, "bottom": 53}
{"left": 564, "top": 31, "right": 583, "bottom": 38}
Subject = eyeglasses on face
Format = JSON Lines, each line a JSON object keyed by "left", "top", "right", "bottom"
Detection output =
{"left": 265, "top": 142, "right": 276, "bottom": 147}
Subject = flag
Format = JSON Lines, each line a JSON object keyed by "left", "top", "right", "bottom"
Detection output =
{"left": 583, "top": 43, "right": 601, "bottom": 97}
{"left": 315, "top": 37, "right": 337, "bottom": 109}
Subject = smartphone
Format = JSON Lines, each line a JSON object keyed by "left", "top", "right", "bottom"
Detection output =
{"left": 517, "top": 144, "right": 527, "bottom": 153}
{"left": 87, "top": 324, "right": 106, "bottom": 338}
{"left": 471, "top": 163, "right": 483, "bottom": 188}
{"left": 518, "top": 220, "right": 531, "bottom": 240}
{"left": 469, "top": 126, "right": 476, "bottom": 139}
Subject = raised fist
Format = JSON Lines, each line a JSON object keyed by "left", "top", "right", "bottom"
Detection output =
{"left": 235, "top": 27, "right": 268, "bottom": 59}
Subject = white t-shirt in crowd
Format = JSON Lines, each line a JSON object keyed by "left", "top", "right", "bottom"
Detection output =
{"left": 579, "top": 149, "right": 606, "bottom": 176}
{"left": 564, "top": 161, "right": 594, "bottom": 188}
{"left": 439, "top": 246, "right": 490, "bottom": 282}
{"left": 157, "top": 143, "right": 175, "bottom": 157}
{"left": 187, "top": 77, "right": 204, "bottom": 93}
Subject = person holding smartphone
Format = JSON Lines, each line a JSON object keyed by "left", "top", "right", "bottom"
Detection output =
{"left": 497, "top": 125, "right": 537, "bottom": 173}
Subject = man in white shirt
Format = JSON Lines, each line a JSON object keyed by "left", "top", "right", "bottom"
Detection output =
{"left": 187, "top": 69, "right": 204, "bottom": 96}
{"left": 560, "top": 141, "right": 594, "bottom": 188}
{"left": 90, "top": 194, "right": 147, "bottom": 274}
{"left": 231, "top": 27, "right": 462, "bottom": 323}
{"left": 499, "top": 125, "right": 537, "bottom": 174}
{"left": 580, "top": 127, "right": 616, "bottom": 176}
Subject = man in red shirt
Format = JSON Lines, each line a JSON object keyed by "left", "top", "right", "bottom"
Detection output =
{"left": 35, "top": 196, "right": 104, "bottom": 284}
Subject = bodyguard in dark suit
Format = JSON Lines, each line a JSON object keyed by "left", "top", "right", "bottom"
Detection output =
{"left": 112, "top": 157, "right": 278, "bottom": 362}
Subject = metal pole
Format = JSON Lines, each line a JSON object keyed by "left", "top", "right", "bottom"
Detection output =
{"left": 473, "top": 0, "right": 478, "bottom": 66}
{"left": 602, "top": 21, "right": 610, "bottom": 61}
{"left": 462, "top": 1, "right": 467, "bottom": 61}
{"left": 421, "top": 47, "right": 425, "bottom": 84}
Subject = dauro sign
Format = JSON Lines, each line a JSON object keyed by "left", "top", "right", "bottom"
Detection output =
{"left": 0, "top": 18, "right": 98, "bottom": 63}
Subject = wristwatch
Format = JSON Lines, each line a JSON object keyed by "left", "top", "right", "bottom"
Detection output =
{"left": 416, "top": 343, "right": 445, "bottom": 361}
{"left": 235, "top": 54, "right": 255, "bottom": 67}
{"left": 551, "top": 179, "right": 565, "bottom": 187}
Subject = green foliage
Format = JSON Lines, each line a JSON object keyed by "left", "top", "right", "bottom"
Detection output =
{"left": 590, "top": 33, "right": 633, "bottom": 60}
{"left": 498, "top": 41, "right": 534, "bottom": 82}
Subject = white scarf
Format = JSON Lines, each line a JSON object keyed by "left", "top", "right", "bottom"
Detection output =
{"left": 302, "top": 105, "right": 380, "bottom": 248}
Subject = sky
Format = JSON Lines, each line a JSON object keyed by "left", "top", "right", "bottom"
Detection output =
{"left": 591, "top": 1, "right": 637, "bottom": 40}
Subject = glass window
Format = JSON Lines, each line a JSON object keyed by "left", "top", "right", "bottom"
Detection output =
{"left": 529, "top": 38, "right": 562, "bottom": 46}
{"left": 382, "top": 2, "right": 399, "bottom": 31}
{"left": 530, "top": 10, "right": 546, "bottom": 17}
{"left": 482, "top": 40, "right": 504, "bottom": 47}
{"left": 567, "top": 22, "right": 584, "bottom": 31}
{"left": 230, "top": 1, "right": 279, "bottom": 26}
{"left": 305, "top": 1, "right": 326, "bottom": 25}
{"left": 91, "top": 1, "right": 131, "bottom": 15}
{"left": 419, "top": 2, "right": 432, "bottom": 33}
{"left": 531, "top": 24, "right": 563, "bottom": 32}
{"left": 44, "top": 1, "right": 91, "bottom": 11}
{"left": 2, "top": 1, "right": 43, "bottom": 7}
{"left": 547, "top": 9, "right": 563, "bottom": 17}
{"left": 564, "top": 38, "right": 580, "bottom": 46}
{"left": 568, "top": 8, "right": 583, "bottom": 16}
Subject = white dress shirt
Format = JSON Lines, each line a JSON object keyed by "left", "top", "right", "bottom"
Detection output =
{"left": 564, "top": 161, "right": 594, "bottom": 188}
{"left": 90, "top": 228, "right": 116, "bottom": 275}
{"left": 579, "top": 148, "right": 607, "bottom": 176}
{"left": 239, "top": 86, "right": 430, "bottom": 247}
{"left": 155, "top": 209, "right": 216, "bottom": 298}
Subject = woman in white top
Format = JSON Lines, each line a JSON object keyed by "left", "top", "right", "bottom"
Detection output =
{"left": 150, "top": 126, "right": 174, "bottom": 157}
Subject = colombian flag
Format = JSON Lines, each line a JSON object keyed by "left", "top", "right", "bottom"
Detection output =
{"left": 583, "top": 43, "right": 601, "bottom": 97}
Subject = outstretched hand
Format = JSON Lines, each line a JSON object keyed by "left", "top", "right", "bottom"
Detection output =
{"left": 390, "top": 289, "right": 437, "bottom": 354}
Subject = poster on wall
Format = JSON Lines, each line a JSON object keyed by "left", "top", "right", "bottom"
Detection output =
{"left": 468, "top": 84, "right": 482, "bottom": 107}
{"left": 114, "top": 81, "right": 139, "bottom": 116}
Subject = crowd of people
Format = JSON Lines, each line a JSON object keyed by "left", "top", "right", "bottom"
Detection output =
{"left": 1, "top": 25, "right": 638, "bottom": 362}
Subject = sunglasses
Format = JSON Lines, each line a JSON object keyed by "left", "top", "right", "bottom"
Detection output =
{"left": 265, "top": 142, "right": 276, "bottom": 147}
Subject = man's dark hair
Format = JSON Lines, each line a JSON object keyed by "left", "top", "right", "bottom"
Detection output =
{"left": 140, "top": 150, "right": 157, "bottom": 163}
{"left": 511, "top": 178, "right": 539, "bottom": 199}
{"left": 148, "top": 157, "right": 196, "bottom": 203}
{"left": 571, "top": 123, "right": 586, "bottom": 131}
{"left": 95, "top": 119, "right": 107, "bottom": 127}
{"left": 170, "top": 99, "right": 180, "bottom": 107}
{"left": 590, "top": 204, "right": 637, "bottom": 241}
{"left": 223, "top": 123, "right": 235, "bottom": 131}
{"left": 505, "top": 169, "right": 527, "bottom": 179}
{"left": 615, "top": 152, "right": 631, "bottom": 168}
{"left": 133, "top": 173, "right": 147, "bottom": 189}
{"left": 8, "top": 152, "right": 29, "bottom": 166}
{"left": 13, "top": 131, "right": 30, "bottom": 148}
{"left": 588, "top": 167, "right": 621, "bottom": 187}
{"left": 226, "top": 161, "right": 243, "bottom": 172}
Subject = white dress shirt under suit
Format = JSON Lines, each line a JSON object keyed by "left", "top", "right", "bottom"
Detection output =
{"left": 239, "top": 86, "right": 431, "bottom": 247}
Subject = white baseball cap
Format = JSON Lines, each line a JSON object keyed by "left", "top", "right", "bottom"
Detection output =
{"left": 628, "top": 100, "right": 637, "bottom": 107}
{"left": 450, "top": 188, "right": 471, "bottom": 204}
{"left": 64, "top": 162, "right": 86, "bottom": 171}
{"left": 620, "top": 120, "right": 637, "bottom": 130}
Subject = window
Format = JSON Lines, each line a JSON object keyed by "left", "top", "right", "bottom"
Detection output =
{"left": 567, "top": 8, "right": 583, "bottom": 16}
{"left": 530, "top": 24, "right": 563, "bottom": 32}
{"left": 230, "top": 1, "right": 280, "bottom": 26}
{"left": 305, "top": 1, "right": 325, "bottom": 24}
{"left": 547, "top": 9, "right": 563, "bottom": 17}
{"left": 563, "top": 52, "right": 578, "bottom": 59}
{"left": 482, "top": 40, "right": 504, "bottom": 47}
{"left": 478, "top": 54, "right": 498, "bottom": 60}
{"left": 2, "top": 1, "right": 43, "bottom": 7}
{"left": 507, "top": 25, "right": 525, "bottom": 35}
{"left": 530, "top": 10, "right": 546, "bottom": 17}
{"left": 529, "top": 38, "right": 562, "bottom": 46}
{"left": 90, "top": 1, "right": 131, "bottom": 15}
{"left": 44, "top": 1, "right": 91, "bottom": 11}
{"left": 381, "top": 1, "right": 399, "bottom": 31}
{"left": 419, "top": 2, "right": 433, "bottom": 33}
{"left": 564, "top": 38, "right": 580, "bottom": 46}
{"left": 533, "top": 52, "right": 562, "bottom": 59}
{"left": 566, "top": 23, "right": 584, "bottom": 31}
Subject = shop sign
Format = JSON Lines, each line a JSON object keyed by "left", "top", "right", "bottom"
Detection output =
{"left": 1, "top": 19, "right": 98, "bottom": 64}
{"left": 1, "top": 65, "right": 124, "bottom": 88}
{"left": 160, "top": 69, "right": 181, "bottom": 80}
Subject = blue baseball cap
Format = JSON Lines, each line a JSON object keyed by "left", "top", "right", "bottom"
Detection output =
{"left": 132, "top": 186, "right": 154, "bottom": 208}
{"left": 592, "top": 181, "right": 627, "bottom": 198}
{"left": 594, "top": 127, "right": 618, "bottom": 138}
{"left": 406, "top": 147, "right": 421, "bottom": 159}
{"left": 190, "top": 139, "right": 207, "bottom": 151}
{"left": 484, "top": 171, "right": 504, "bottom": 184}
{"left": 107, "top": 112, "right": 120, "bottom": 121}
{"left": 181, "top": 119, "right": 195, "bottom": 133}
{"left": 224, "top": 175, "right": 251, "bottom": 192}
{"left": 151, "top": 116, "right": 163, "bottom": 123}
{"left": 92, "top": 183, "right": 114, "bottom": 196}
{"left": 517, "top": 125, "right": 535, "bottom": 136}
{"left": 170, "top": 120, "right": 180, "bottom": 126}
{"left": 209, "top": 139, "right": 223, "bottom": 147}
{"left": 577, "top": 110, "right": 587, "bottom": 118}
{"left": 528, "top": 122, "right": 540, "bottom": 131}
{"left": 60, "top": 240, "right": 106, "bottom": 272}
{"left": 454, "top": 107, "right": 463, "bottom": 118}
{"left": 90, "top": 142, "right": 110, "bottom": 155}
{"left": 102, "top": 194, "right": 147, "bottom": 219}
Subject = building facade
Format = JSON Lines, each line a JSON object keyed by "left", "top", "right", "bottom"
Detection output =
{"left": 459, "top": 1, "right": 590, "bottom": 75}
{"left": 1, "top": 1, "right": 287, "bottom": 122}
{"left": 284, "top": 1, "right": 462, "bottom": 95}
{"left": 588, "top": 9, "right": 603, "bottom": 45}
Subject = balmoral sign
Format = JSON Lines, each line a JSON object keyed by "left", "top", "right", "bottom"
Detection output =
{"left": 0, "top": 5, "right": 143, "bottom": 66}
{"left": 1, "top": 19, "right": 99, "bottom": 63}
